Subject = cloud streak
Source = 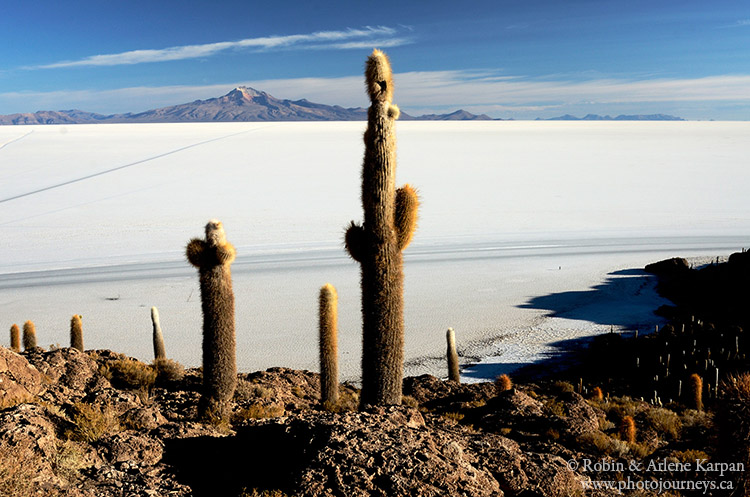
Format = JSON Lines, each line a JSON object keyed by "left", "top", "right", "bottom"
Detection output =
{"left": 30, "top": 26, "right": 409, "bottom": 69}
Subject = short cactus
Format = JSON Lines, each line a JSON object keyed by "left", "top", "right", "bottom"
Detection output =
{"left": 446, "top": 328, "right": 460, "bottom": 383}
{"left": 496, "top": 374, "right": 513, "bottom": 393}
{"left": 591, "top": 386, "right": 604, "bottom": 401}
{"left": 70, "top": 314, "right": 84, "bottom": 352}
{"left": 9, "top": 324, "right": 20, "bottom": 352}
{"left": 318, "top": 283, "right": 339, "bottom": 407}
{"left": 186, "top": 219, "right": 237, "bottom": 422}
{"left": 22, "top": 320, "right": 36, "bottom": 351}
{"left": 620, "top": 415, "right": 636, "bottom": 443}
{"left": 690, "top": 373, "right": 703, "bottom": 410}
{"left": 345, "top": 49, "right": 419, "bottom": 407}
{"left": 151, "top": 307, "right": 166, "bottom": 361}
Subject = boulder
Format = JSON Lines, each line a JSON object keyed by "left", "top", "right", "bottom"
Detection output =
{"left": 0, "top": 347, "right": 45, "bottom": 406}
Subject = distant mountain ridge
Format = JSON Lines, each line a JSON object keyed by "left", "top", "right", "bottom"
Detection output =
{"left": 0, "top": 87, "right": 685, "bottom": 124}
{"left": 544, "top": 113, "right": 684, "bottom": 121}
{"left": 0, "top": 87, "right": 493, "bottom": 125}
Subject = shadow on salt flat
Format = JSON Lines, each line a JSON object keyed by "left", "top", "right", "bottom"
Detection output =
{"left": 460, "top": 268, "right": 669, "bottom": 382}
{"left": 518, "top": 268, "right": 668, "bottom": 329}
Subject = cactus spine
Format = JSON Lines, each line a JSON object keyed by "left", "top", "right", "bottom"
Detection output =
{"left": 22, "top": 320, "right": 36, "bottom": 351}
{"left": 9, "top": 324, "right": 20, "bottom": 352}
{"left": 446, "top": 328, "right": 460, "bottom": 383}
{"left": 319, "top": 284, "right": 339, "bottom": 407}
{"left": 186, "top": 219, "right": 237, "bottom": 422}
{"left": 345, "top": 49, "right": 419, "bottom": 407}
{"left": 151, "top": 307, "right": 166, "bottom": 361}
{"left": 70, "top": 314, "right": 83, "bottom": 352}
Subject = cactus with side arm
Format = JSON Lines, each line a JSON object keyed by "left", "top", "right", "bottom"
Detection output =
{"left": 345, "top": 49, "right": 419, "bottom": 406}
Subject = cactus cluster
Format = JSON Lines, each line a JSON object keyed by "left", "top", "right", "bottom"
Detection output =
{"left": 345, "top": 49, "right": 419, "bottom": 407}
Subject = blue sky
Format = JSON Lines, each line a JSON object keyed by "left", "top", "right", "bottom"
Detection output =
{"left": 1, "top": 0, "right": 749, "bottom": 119}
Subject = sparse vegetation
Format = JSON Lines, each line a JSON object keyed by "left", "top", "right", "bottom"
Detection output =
{"left": 65, "top": 401, "right": 121, "bottom": 443}
{"left": 101, "top": 357, "right": 157, "bottom": 393}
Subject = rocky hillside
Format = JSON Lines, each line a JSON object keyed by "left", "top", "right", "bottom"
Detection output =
{"left": 2, "top": 253, "right": 749, "bottom": 496}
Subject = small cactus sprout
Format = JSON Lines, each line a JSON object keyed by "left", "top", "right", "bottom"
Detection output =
{"left": 446, "top": 328, "right": 460, "bottom": 383}
{"left": 345, "top": 49, "right": 419, "bottom": 407}
{"left": 591, "top": 386, "right": 604, "bottom": 401}
{"left": 690, "top": 373, "right": 703, "bottom": 410}
{"left": 22, "top": 320, "right": 36, "bottom": 350}
{"left": 620, "top": 415, "right": 637, "bottom": 443}
{"left": 496, "top": 374, "right": 513, "bottom": 393}
{"left": 186, "top": 219, "right": 237, "bottom": 423}
{"left": 151, "top": 307, "right": 166, "bottom": 361}
{"left": 9, "top": 324, "right": 20, "bottom": 352}
{"left": 70, "top": 314, "right": 83, "bottom": 352}
{"left": 319, "top": 284, "right": 339, "bottom": 407}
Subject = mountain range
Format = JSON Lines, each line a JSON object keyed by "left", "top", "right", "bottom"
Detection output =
{"left": 0, "top": 86, "right": 682, "bottom": 124}
{"left": 0, "top": 87, "right": 492, "bottom": 125}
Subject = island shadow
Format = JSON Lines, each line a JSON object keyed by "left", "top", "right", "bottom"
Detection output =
{"left": 461, "top": 268, "right": 670, "bottom": 382}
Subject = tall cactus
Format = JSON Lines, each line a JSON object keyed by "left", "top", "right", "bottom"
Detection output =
{"left": 70, "top": 314, "right": 84, "bottom": 352}
{"left": 446, "top": 328, "right": 460, "bottom": 383}
{"left": 186, "top": 219, "right": 237, "bottom": 422}
{"left": 9, "top": 324, "right": 20, "bottom": 353}
{"left": 22, "top": 320, "right": 37, "bottom": 351}
{"left": 345, "top": 49, "right": 419, "bottom": 406}
{"left": 151, "top": 306, "right": 166, "bottom": 361}
{"left": 318, "top": 283, "right": 339, "bottom": 407}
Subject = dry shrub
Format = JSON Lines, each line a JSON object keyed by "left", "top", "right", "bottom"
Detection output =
{"left": 401, "top": 395, "right": 419, "bottom": 408}
{"left": 234, "top": 402, "right": 285, "bottom": 421}
{"left": 321, "top": 389, "right": 360, "bottom": 413}
{"left": 65, "top": 401, "right": 121, "bottom": 443}
{"left": 153, "top": 358, "right": 184, "bottom": 383}
{"left": 241, "top": 489, "right": 289, "bottom": 497}
{"left": 642, "top": 407, "right": 682, "bottom": 441}
{"left": 235, "top": 380, "right": 274, "bottom": 401}
{"left": 442, "top": 411, "right": 465, "bottom": 422}
{"left": 578, "top": 431, "right": 630, "bottom": 457}
{"left": 0, "top": 444, "right": 43, "bottom": 497}
{"left": 716, "top": 373, "right": 750, "bottom": 493}
{"left": 672, "top": 449, "right": 709, "bottom": 464}
{"left": 0, "top": 393, "right": 36, "bottom": 410}
{"left": 101, "top": 358, "right": 157, "bottom": 392}
{"left": 552, "top": 381, "right": 574, "bottom": 394}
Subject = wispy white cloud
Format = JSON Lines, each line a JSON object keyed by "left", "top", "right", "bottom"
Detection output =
{"left": 29, "top": 26, "right": 409, "bottom": 69}
{"left": 2, "top": 71, "right": 750, "bottom": 118}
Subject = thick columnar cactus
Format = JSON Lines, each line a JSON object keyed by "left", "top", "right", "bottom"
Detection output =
{"left": 70, "top": 314, "right": 84, "bottom": 352}
{"left": 151, "top": 307, "right": 166, "bottom": 361}
{"left": 446, "top": 328, "right": 460, "bottom": 383}
{"left": 319, "top": 283, "right": 339, "bottom": 407}
{"left": 22, "top": 320, "right": 36, "bottom": 351}
{"left": 345, "top": 49, "right": 419, "bottom": 406}
{"left": 9, "top": 324, "right": 20, "bottom": 352}
{"left": 186, "top": 219, "right": 237, "bottom": 422}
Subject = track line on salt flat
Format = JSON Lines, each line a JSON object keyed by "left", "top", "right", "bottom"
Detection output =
{"left": 0, "top": 130, "right": 35, "bottom": 151}
{"left": 0, "top": 125, "right": 271, "bottom": 205}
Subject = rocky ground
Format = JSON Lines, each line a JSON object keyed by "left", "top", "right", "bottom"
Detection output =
{"left": 1, "top": 254, "right": 748, "bottom": 496}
